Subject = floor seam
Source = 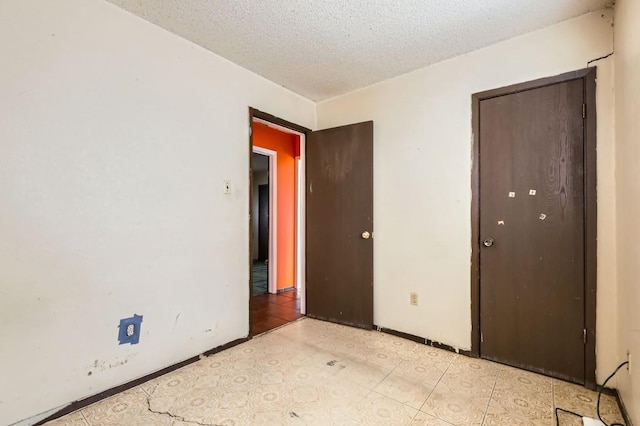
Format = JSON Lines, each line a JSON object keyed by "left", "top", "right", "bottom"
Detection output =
{"left": 479, "top": 368, "right": 500, "bottom": 426}
{"left": 416, "top": 354, "right": 456, "bottom": 420}
{"left": 80, "top": 410, "right": 90, "bottom": 425}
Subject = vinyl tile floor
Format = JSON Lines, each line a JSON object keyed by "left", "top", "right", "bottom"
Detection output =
{"left": 45, "top": 318, "right": 625, "bottom": 426}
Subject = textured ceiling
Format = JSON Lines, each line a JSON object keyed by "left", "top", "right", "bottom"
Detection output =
{"left": 106, "top": 0, "right": 610, "bottom": 101}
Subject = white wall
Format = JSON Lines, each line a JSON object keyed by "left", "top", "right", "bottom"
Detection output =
{"left": 614, "top": 0, "right": 640, "bottom": 421}
{"left": 0, "top": 0, "right": 315, "bottom": 424}
{"left": 317, "top": 11, "right": 618, "bottom": 383}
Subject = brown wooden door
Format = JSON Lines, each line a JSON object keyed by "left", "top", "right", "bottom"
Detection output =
{"left": 478, "top": 79, "right": 586, "bottom": 383}
{"left": 306, "top": 121, "right": 373, "bottom": 329}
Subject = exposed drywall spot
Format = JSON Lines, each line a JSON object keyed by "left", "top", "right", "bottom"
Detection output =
{"left": 498, "top": 220, "right": 505, "bottom": 225}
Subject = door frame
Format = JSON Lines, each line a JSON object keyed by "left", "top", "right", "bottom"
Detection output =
{"left": 470, "top": 67, "right": 597, "bottom": 389}
{"left": 248, "top": 108, "right": 311, "bottom": 336}
{"left": 252, "top": 146, "right": 278, "bottom": 294}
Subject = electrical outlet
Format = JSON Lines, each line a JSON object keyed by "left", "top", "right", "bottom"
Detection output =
{"left": 628, "top": 352, "right": 632, "bottom": 374}
{"left": 223, "top": 180, "right": 231, "bottom": 195}
{"left": 410, "top": 292, "right": 418, "bottom": 306}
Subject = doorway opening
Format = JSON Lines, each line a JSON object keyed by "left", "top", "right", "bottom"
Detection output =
{"left": 251, "top": 151, "right": 271, "bottom": 297}
{"left": 249, "top": 109, "right": 308, "bottom": 336}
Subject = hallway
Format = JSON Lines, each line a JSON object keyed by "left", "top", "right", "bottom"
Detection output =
{"left": 251, "top": 289, "right": 302, "bottom": 335}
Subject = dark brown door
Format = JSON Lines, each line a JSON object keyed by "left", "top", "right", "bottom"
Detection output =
{"left": 479, "top": 79, "right": 586, "bottom": 383}
{"left": 258, "top": 184, "right": 269, "bottom": 261}
{"left": 306, "top": 121, "right": 373, "bottom": 329}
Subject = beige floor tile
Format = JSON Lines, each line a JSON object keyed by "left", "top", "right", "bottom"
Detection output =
{"left": 196, "top": 407, "right": 257, "bottom": 426}
{"left": 374, "top": 371, "right": 435, "bottom": 409}
{"left": 553, "top": 380, "right": 624, "bottom": 424}
{"left": 207, "top": 366, "right": 262, "bottom": 390}
{"left": 43, "top": 412, "right": 89, "bottom": 426}
{"left": 446, "top": 356, "right": 501, "bottom": 378}
{"left": 395, "top": 357, "right": 450, "bottom": 387}
{"left": 411, "top": 411, "right": 456, "bottom": 425}
{"left": 436, "top": 369, "right": 497, "bottom": 398}
{"left": 156, "top": 385, "right": 224, "bottom": 421}
{"left": 212, "top": 388, "right": 253, "bottom": 410}
{"left": 141, "top": 367, "right": 199, "bottom": 398}
{"left": 347, "top": 391, "right": 418, "bottom": 426}
{"left": 552, "top": 409, "right": 584, "bottom": 426}
{"left": 378, "top": 333, "right": 420, "bottom": 356}
{"left": 305, "top": 347, "right": 352, "bottom": 374}
{"left": 405, "top": 344, "right": 458, "bottom": 364}
{"left": 489, "top": 386, "right": 553, "bottom": 420}
{"left": 483, "top": 404, "right": 553, "bottom": 426}
{"left": 307, "top": 375, "right": 370, "bottom": 408}
{"left": 81, "top": 388, "right": 167, "bottom": 426}
{"left": 361, "top": 346, "right": 405, "bottom": 370}
{"left": 288, "top": 403, "right": 363, "bottom": 425}
{"left": 421, "top": 387, "right": 488, "bottom": 426}
{"left": 493, "top": 370, "right": 551, "bottom": 406}
{"left": 497, "top": 365, "right": 553, "bottom": 393}
{"left": 247, "top": 383, "right": 295, "bottom": 411}
{"left": 335, "top": 357, "right": 392, "bottom": 388}
{"left": 254, "top": 405, "right": 329, "bottom": 426}
{"left": 281, "top": 363, "right": 337, "bottom": 386}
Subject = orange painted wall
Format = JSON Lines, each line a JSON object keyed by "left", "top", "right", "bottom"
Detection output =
{"left": 253, "top": 122, "right": 300, "bottom": 290}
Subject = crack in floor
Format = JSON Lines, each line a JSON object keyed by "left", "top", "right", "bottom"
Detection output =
{"left": 145, "top": 395, "right": 222, "bottom": 426}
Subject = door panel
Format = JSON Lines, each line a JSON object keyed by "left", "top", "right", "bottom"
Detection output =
{"left": 306, "top": 121, "right": 373, "bottom": 329}
{"left": 479, "top": 80, "right": 585, "bottom": 383}
{"left": 258, "top": 184, "right": 269, "bottom": 261}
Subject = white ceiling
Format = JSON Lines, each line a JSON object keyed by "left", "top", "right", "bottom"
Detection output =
{"left": 106, "top": 0, "right": 610, "bottom": 101}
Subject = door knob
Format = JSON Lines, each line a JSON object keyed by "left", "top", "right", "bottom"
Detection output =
{"left": 361, "top": 231, "right": 371, "bottom": 239}
{"left": 483, "top": 237, "right": 495, "bottom": 247}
